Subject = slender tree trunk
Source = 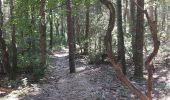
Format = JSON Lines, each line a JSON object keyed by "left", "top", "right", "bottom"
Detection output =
{"left": 161, "top": 6, "right": 166, "bottom": 31}
{"left": 0, "top": 0, "right": 11, "bottom": 75}
{"left": 84, "top": 0, "right": 90, "bottom": 55}
{"left": 100, "top": 0, "right": 148, "bottom": 99}
{"left": 72, "top": 16, "right": 76, "bottom": 52}
{"left": 60, "top": 12, "right": 65, "bottom": 45}
{"left": 55, "top": 18, "right": 59, "bottom": 36}
{"left": 66, "top": 0, "right": 75, "bottom": 73}
{"left": 123, "top": 0, "right": 128, "bottom": 34}
{"left": 98, "top": 36, "right": 102, "bottom": 52}
{"left": 49, "top": 8, "right": 53, "bottom": 49}
{"left": 10, "top": 0, "right": 17, "bottom": 79}
{"left": 117, "top": 0, "right": 126, "bottom": 75}
{"left": 134, "top": 0, "right": 144, "bottom": 78}
{"left": 31, "top": 5, "right": 36, "bottom": 53}
{"left": 129, "top": 0, "right": 136, "bottom": 63}
{"left": 75, "top": 17, "right": 81, "bottom": 53}
{"left": 154, "top": 5, "right": 158, "bottom": 33}
{"left": 40, "top": 0, "right": 46, "bottom": 66}
{"left": 149, "top": 3, "right": 154, "bottom": 21}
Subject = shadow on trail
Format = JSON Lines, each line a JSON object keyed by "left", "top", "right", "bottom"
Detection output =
{"left": 19, "top": 48, "right": 137, "bottom": 100}
{"left": 2, "top": 48, "right": 170, "bottom": 100}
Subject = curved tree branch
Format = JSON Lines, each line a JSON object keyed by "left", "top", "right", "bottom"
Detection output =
{"left": 100, "top": 0, "right": 148, "bottom": 99}
{"left": 131, "top": 0, "right": 160, "bottom": 99}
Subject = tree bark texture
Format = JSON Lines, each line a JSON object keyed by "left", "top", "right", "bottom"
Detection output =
{"left": 117, "top": 0, "right": 126, "bottom": 75}
{"left": 40, "top": 0, "right": 46, "bottom": 66}
{"left": 145, "top": 10, "right": 160, "bottom": 100}
{"left": 132, "top": 1, "right": 160, "bottom": 99}
{"left": 134, "top": 0, "right": 144, "bottom": 78}
{"left": 0, "top": 0, "right": 11, "bottom": 75}
{"left": 66, "top": 0, "right": 75, "bottom": 73}
{"left": 10, "top": 0, "right": 17, "bottom": 79}
{"left": 49, "top": 8, "right": 53, "bottom": 49}
{"left": 129, "top": 0, "right": 136, "bottom": 62}
{"left": 100, "top": 0, "right": 148, "bottom": 99}
{"left": 84, "top": 0, "right": 90, "bottom": 55}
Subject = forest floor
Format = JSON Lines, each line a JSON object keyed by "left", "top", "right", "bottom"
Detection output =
{"left": 1, "top": 47, "right": 170, "bottom": 100}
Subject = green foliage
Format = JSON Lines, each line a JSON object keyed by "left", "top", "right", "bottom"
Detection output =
{"left": 88, "top": 49, "right": 103, "bottom": 64}
{"left": 32, "top": 66, "right": 46, "bottom": 82}
{"left": 47, "top": 0, "right": 58, "bottom": 8}
{"left": 1, "top": 0, "right": 168, "bottom": 81}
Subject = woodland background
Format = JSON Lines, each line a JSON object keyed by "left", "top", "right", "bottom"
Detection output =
{"left": 0, "top": 0, "right": 170, "bottom": 100}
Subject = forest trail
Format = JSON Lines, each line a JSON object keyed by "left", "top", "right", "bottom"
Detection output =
{"left": 1, "top": 48, "right": 170, "bottom": 100}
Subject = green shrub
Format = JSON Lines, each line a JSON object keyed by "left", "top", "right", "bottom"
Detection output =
{"left": 32, "top": 66, "right": 46, "bottom": 82}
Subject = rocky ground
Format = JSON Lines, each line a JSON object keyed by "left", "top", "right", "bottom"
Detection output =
{"left": 0, "top": 48, "right": 170, "bottom": 100}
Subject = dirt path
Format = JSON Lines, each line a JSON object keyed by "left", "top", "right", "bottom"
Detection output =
{"left": 19, "top": 49, "right": 126, "bottom": 100}
{"left": 1, "top": 48, "right": 170, "bottom": 100}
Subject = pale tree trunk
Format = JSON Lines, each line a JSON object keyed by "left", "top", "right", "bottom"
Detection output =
{"left": 0, "top": 0, "right": 11, "bottom": 75}
{"left": 161, "top": 6, "right": 166, "bottom": 31}
{"left": 149, "top": 2, "right": 154, "bottom": 21}
{"left": 123, "top": 0, "right": 128, "bottom": 34}
{"left": 40, "top": 0, "right": 46, "bottom": 66}
{"left": 66, "top": 0, "right": 75, "bottom": 73}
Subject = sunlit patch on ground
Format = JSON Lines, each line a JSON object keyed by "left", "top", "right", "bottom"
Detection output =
{"left": 1, "top": 47, "right": 170, "bottom": 100}
{"left": 53, "top": 48, "right": 69, "bottom": 57}
{"left": 54, "top": 53, "right": 69, "bottom": 57}
{"left": 1, "top": 84, "right": 41, "bottom": 100}
{"left": 0, "top": 88, "right": 12, "bottom": 97}
{"left": 76, "top": 66, "right": 86, "bottom": 72}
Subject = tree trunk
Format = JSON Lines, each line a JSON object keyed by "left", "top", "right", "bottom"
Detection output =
{"left": 161, "top": 6, "right": 166, "bottom": 31}
{"left": 55, "top": 18, "right": 59, "bottom": 36}
{"left": 147, "top": 1, "right": 158, "bottom": 99}
{"left": 132, "top": 1, "right": 160, "bottom": 99}
{"left": 134, "top": 0, "right": 144, "bottom": 78}
{"left": 72, "top": 16, "right": 76, "bottom": 53}
{"left": 84, "top": 0, "right": 90, "bottom": 55}
{"left": 66, "top": 0, "right": 75, "bottom": 73}
{"left": 117, "top": 0, "right": 126, "bottom": 75}
{"left": 98, "top": 36, "right": 102, "bottom": 52}
{"left": 123, "top": 0, "right": 128, "bottom": 34}
{"left": 75, "top": 17, "right": 81, "bottom": 53}
{"left": 129, "top": 0, "right": 136, "bottom": 63}
{"left": 154, "top": 5, "right": 158, "bottom": 33}
{"left": 49, "top": 8, "right": 53, "bottom": 49}
{"left": 40, "top": 0, "right": 46, "bottom": 66}
{"left": 60, "top": 12, "right": 65, "bottom": 45}
{"left": 31, "top": 5, "right": 36, "bottom": 53}
{"left": 10, "top": 0, "right": 17, "bottom": 80}
{"left": 100, "top": 0, "right": 148, "bottom": 99}
{"left": 0, "top": 0, "right": 11, "bottom": 75}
